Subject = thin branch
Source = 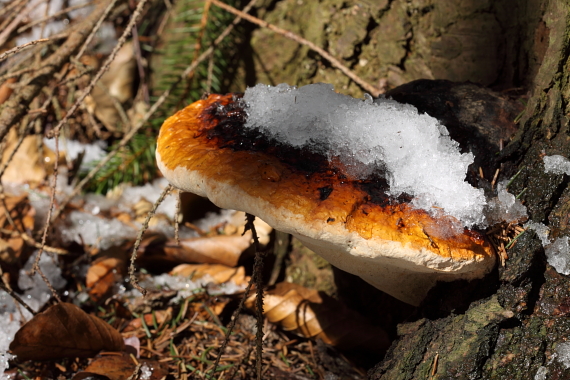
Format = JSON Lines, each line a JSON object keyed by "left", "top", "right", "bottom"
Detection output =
{"left": 210, "top": 0, "right": 381, "bottom": 96}
{"left": 128, "top": 184, "right": 173, "bottom": 295}
{"left": 0, "top": 39, "right": 49, "bottom": 63}
{"left": 50, "top": 0, "right": 258, "bottom": 222}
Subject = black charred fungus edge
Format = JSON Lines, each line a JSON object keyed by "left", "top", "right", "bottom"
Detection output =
{"left": 202, "top": 96, "right": 407, "bottom": 207}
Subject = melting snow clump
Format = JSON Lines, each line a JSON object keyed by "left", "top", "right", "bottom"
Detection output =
{"left": 525, "top": 221, "right": 551, "bottom": 246}
{"left": 60, "top": 211, "right": 137, "bottom": 250}
{"left": 545, "top": 237, "right": 570, "bottom": 275}
{"left": 484, "top": 182, "right": 527, "bottom": 225}
{"left": 243, "top": 83, "right": 486, "bottom": 227}
{"left": 544, "top": 155, "right": 570, "bottom": 175}
{"left": 557, "top": 342, "right": 570, "bottom": 369}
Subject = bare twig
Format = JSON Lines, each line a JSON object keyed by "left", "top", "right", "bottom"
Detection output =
{"left": 0, "top": 228, "right": 69, "bottom": 254}
{"left": 210, "top": 0, "right": 381, "bottom": 96}
{"left": 0, "top": 39, "right": 49, "bottom": 63}
{"left": 51, "top": 0, "right": 258, "bottom": 222}
{"left": 244, "top": 213, "right": 265, "bottom": 380}
{"left": 0, "top": 274, "right": 36, "bottom": 316}
{"left": 32, "top": 136, "right": 59, "bottom": 277}
{"left": 174, "top": 190, "right": 181, "bottom": 245}
{"left": 128, "top": 184, "right": 173, "bottom": 295}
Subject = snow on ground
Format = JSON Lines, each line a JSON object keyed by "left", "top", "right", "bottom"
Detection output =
{"left": 544, "top": 155, "right": 570, "bottom": 176}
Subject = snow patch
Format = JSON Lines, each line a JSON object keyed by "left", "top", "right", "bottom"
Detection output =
{"left": 484, "top": 182, "right": 527, "bottom": 225}
{"left": 545, "top": 237, "right": 570, "bottom": 275}
{"left": 544, "top": 155, "right": 570, "bottom": 176}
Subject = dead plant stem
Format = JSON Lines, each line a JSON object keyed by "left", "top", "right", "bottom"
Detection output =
{"left": 0, "top": 38, "right": 50, "bottom": 63}
{"left": 0, "top": 274, "right": 36, "bottom": 316}
{"left": 210, "top": 0, "right": 381, "bottom": 96}
{"left": 128, "top": 184, "right": 173, "bottom": 295}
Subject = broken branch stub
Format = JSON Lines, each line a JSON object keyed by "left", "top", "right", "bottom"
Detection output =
{"left": 155, "top": 93, "right": 495, "bottom": 305}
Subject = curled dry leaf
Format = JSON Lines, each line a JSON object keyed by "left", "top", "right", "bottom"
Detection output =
{"left": 86, "top": 257, "right": 126, "bottom": 302}
{"left": 171, "top": 263, "right": 249, "bottom": 287}
{"left": 10, "top": 302, "right": 125, "bottom": 361}
{"left": 246, "top": 282, "right": 390, "bottom": 352}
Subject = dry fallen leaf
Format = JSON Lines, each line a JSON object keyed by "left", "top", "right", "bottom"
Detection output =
{"left": 1, "top": 129, "right": 56, "bottom": 185}
{"left": 86, "top": 257, "right": 126, "bottom": 302}
{"left": 171, "top": 263, "right": 249, "bottom": 286}
{"left": 246, "top": 282, "right": 390, "bottom": 352}
{"left": 10, "top": 302, "right": 125, "bottom": 361}
{"left": 0, "top": 194, "right": 36, "bottom": 263}
{"left": 78, "top": 352, "right": 167, "bottom": 380}
{"left": 123, "top": 309, "right": 171, "bottom": 334}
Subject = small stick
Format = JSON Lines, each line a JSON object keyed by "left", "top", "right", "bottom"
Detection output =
{"left": 478, "top": 167, "right": 484, "bottom": 179}
{"left": 210, "top": 0, "right": 381, "bottom": 97}
{"left": 32, "top": 136, "right": 60, "bottom": 277}
{"left": 128, "top": 184, "right": 173, "bottom": 295}
{"left": 243, "top": 213, "right": 265, "bottom": 380}
{"left": 174, "top": 190, "right": 181, "bottom": 245}
{"left": 0, "top": 38, "right": 49, "bottom": 63}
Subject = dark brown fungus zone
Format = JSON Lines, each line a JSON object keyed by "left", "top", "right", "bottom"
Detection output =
{"left": 156, "top": 93, "right": 496, "bottom": 305}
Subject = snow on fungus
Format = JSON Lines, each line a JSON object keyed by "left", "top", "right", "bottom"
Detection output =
{"left": 156, "top": 83, "right": 496, "bottom": 305}
{"left": 544, "top": 155, "right": 570, "bottom": 176}
{"left": 243, "top": 83, "right": 487, "bottom": 227}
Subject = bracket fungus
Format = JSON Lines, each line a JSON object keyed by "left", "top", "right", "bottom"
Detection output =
{"left": 156, "top": 84, "right": 496, "bottom": 306}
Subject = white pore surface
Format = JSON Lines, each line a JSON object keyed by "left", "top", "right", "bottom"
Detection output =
{"left": 243, "top": 83, "right": 486, "bottom": 227}
{"left": 545, "top": 236, "right": 570, "bottom": 275}
{"left": 484, "top": 182, "right": 527, "bottom": 225}
{"left": 557, "top": 342, "right": 570, "bottom": 369}
{"left": 544, "top": 155, "right": 570, "bottom": 176}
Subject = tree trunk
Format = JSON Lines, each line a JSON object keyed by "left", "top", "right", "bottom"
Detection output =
{"left": 243, "top": 0, "right": 570, "bottom": 378}
{"left": 369, "top": 0, "right": 570, "bottom": 378}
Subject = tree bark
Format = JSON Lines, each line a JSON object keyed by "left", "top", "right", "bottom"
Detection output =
{"left": 369, "top": 1, "right": 570, "bottom": 378}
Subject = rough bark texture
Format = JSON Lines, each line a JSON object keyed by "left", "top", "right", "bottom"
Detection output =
{"left": 237, "top": 0, "right": 547, "bottom": 96}
{"left": 241, "top": 0, "right": 570, "bottom": 378}
{"left": 369, "top": 0, "right": 570, "bottom": 378}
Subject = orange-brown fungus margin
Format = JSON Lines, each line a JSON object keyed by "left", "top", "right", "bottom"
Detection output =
{"left": 157, "top": 94, "right": 494, "bottom": 262}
